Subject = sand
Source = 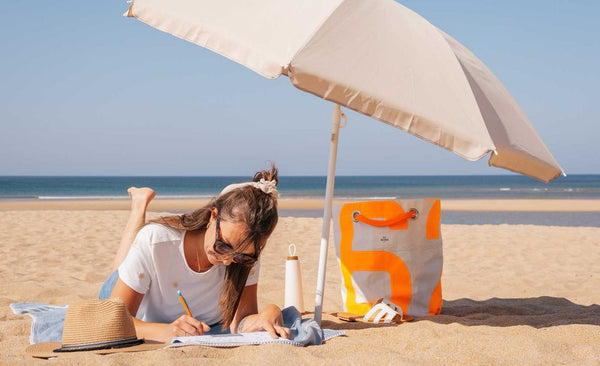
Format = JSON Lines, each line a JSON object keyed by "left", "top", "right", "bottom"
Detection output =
{"left": 1, "top": 199, "right": 599, "bottom": 365}
{"left": 1, "top": 198, "right": 599, "bottom": 212}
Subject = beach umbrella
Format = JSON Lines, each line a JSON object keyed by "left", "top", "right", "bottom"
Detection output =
{"left": 124, "top": 0, "right": 564, "bottom": 324}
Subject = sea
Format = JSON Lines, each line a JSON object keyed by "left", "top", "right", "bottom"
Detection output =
{"left": 1, "top": 175, "right": 598, "bottom": 227}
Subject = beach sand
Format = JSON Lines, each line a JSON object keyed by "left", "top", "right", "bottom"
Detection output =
{"left": 1, "top": 198, "right": 599, "bottom": 212}
{"left": 1, "top": 199, "right": 599, "bottom": 365}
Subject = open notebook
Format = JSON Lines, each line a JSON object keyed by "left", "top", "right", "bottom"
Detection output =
{"left": 168, "top": 328, "right": 344, "bottom": 348}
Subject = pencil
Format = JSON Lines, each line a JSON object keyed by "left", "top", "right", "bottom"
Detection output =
{"left": 177, "top": 290, "right": 193, "bottom": 317}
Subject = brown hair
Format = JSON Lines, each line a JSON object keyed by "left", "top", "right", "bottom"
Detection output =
{"left": 151, "top": 164, "right": 278, "bottom": 329}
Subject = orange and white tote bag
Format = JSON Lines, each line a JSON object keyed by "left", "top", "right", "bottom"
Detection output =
{"left": 333, "top": 199, "right": 443, "bottom": 317}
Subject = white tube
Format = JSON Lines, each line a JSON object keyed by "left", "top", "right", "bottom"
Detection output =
{"left": 313, "top": 104, "right": 342, "bottom": 325}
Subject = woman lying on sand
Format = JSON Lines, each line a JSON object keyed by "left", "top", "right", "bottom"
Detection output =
{"left": 98, "top": 164, "right": 291, "bottom": 342}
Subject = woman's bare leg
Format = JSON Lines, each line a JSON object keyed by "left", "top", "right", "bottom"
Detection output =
{"left": 111, "top": 187, "right": 156, "bottom": 272}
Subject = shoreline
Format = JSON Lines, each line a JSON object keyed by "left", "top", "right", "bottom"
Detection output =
{"left": 0, "top": 198, "right": 598, "bottom": 212}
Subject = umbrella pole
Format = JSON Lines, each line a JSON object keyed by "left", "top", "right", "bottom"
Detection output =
{"left": 314, "top": 104, "right": 345, "bottom": 325}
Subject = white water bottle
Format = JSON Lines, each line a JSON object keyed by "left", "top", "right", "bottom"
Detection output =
{"left": 284, "top": 243, "right": 304, "bottom": 313}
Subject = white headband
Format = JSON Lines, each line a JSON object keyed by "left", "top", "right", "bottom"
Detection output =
{"left": 219, "top": 179, "right": 279, "bottom": 199}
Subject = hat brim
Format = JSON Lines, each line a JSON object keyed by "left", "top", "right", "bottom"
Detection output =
{"left": 25, "top": 340, "right": 165, "bottom": 359}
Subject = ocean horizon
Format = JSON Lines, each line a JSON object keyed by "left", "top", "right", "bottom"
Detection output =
{"left": 1, "top": 175, "right": 598, "bottom": 226}
{"left": 1, "top": 174, "right": 599, "bottom": 201}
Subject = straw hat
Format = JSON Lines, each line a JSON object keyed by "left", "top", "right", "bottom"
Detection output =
{"left": 25, "top": 298, "right": 164, "bottom": 358}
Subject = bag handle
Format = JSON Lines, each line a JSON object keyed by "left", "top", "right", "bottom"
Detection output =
{"left": 352, "top": 209, "right": 418, "bottom": 227}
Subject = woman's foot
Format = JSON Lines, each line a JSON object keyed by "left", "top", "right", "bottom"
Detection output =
{"left": 128, "top": 187, "right": 156, "bottom": 213}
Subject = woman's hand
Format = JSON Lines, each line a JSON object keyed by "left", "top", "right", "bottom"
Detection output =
{"left": 168, "top": 315, "right": 211, "bottom": 338}
{"left": 259, "top": 304, "right": 292, "bottom": 339}
{"left": 144, "top": 315, "right": 210, "bottom": 343}
{"left": 237, "top": 304, "right": 292, "bottom": 339}
{"left": 133, "top": 315, "right": 210, "bottom": 343}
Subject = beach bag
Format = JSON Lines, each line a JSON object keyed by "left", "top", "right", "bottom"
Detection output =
{"left": 333, "top": 199, "right": 443, "bottom": 317}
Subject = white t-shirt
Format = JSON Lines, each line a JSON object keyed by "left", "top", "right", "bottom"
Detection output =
{"left": 118, "top": 223, "right": 260, "bottom": 326}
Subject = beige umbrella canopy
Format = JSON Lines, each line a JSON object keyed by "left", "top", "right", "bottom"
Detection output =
{"left": 125, "top": 0, "right": 564, "bottom": 323}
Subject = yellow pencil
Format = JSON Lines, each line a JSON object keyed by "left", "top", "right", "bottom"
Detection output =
{"left": 177, "top": 290, "right": 193, "bottom": 317}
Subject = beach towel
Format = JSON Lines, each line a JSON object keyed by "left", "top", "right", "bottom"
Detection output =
{"left": 9, "top": 303, "right": 68, "bottom": 344}
{"left": 333, "top": 199, "right": 443, "bottom": 317}
{"left": 10, "top": 303, "right": 343, "bottom": 347}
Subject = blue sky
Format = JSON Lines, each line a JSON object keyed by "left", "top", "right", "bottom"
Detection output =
{"left": 1, "top": 1, "right": 598, "bottom": 177}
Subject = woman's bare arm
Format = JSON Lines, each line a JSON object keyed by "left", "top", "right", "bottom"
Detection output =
{"left": 110, "top": 278, "right": 209, "bottom": 342}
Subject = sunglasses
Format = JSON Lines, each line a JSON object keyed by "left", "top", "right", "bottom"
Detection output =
{"left": 213, "top": 218, "right": 258, "bottom": 265}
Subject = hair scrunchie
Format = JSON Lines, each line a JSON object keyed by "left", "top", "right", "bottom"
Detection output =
{"left": 219, "top": 179, "right": 278, "bottom": 199}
